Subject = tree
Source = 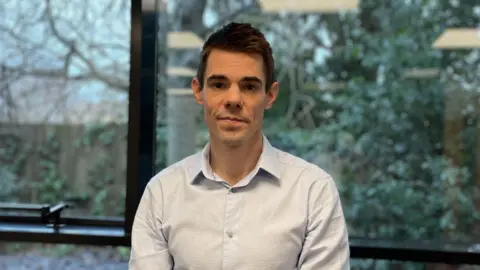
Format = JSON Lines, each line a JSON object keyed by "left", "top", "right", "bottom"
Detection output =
{"left": 261, "top": 1, "right": 480, "bottom": 269}
{"left": 0, "top": 0, "right": 131, "bottom": 218}
{"left": 1, "top": 0, "right": 130, "bottom": 123}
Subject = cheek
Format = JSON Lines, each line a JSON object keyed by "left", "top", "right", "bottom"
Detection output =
{"left": 203, "top": 99, "right": 217, "bottom": 117}
{"left": 251, "top": 103, "right": 266, "bottom": 121}
{"left": 203, "top": 106, "right": 213, "bottom": 120}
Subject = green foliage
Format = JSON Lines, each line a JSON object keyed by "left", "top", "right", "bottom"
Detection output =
{"left": 262, "top": 1, "right": 480, "bottom": 268}
{"left": 318, "top": 0, "right": 480, "bottom": 246}
{"left": 0, "top": 122, "right": 126, "bottom": 216}
{"left": 1, "top": 243, "right": 37, "bottom": 254}
{"left": 88, "top": 156, "right": 115, "bottom": 216}
{"left": 0, "top": 133, "right": 29, "bottom": 201}
{"left": 33, "top": 131, "right": 68, "bottom": 204}
{"left": 81, "top": 123, "right": 126, "bottom": 216}
{"left": 76, "top": 122, "right": 118, "bottom": 148}
{"left": 116, "top": 246, "right": 131, "bottom": 261}
{"left": 0, "top": 167, "right": 20, "bottom": 201}
{"left": 40, "top": 244, "right": 76, "bottom": 257}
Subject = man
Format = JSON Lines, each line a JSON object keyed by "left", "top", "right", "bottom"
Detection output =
{"left": 129, "top": 22, "right": 350, "bottom": 270}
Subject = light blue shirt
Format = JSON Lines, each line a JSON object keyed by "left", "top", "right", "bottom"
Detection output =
{"left": 129, "top": 136, "right": 350, "bottom": 270}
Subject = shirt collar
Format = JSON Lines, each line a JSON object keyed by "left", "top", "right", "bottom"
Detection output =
{"left": 188, "top": 135, "right": 281, "bottom": 183}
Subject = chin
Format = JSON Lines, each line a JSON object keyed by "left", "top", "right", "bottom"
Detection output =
{"left": 217, "top": 131, "right": 247, "bottom": 147}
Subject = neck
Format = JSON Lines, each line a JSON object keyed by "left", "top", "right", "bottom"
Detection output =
{"left": 209, "top": 132, "right": 263, "bottom": 186}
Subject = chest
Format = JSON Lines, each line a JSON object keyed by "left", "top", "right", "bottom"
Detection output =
{"left": 161, "top": 185, "right": 307, "bottom": 270}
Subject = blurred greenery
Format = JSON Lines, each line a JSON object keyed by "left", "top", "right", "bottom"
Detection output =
{"left": 262, "top": 1, "right": 480, "bottom": 268}
{"left": 223, "top": 0, "right": 480, "bottom": 269}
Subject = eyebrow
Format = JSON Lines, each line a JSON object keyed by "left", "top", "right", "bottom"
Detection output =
{"left": 206, "top": 75, "right": 263, "bottom": 84}
{"left": 206, "top": 75, "right": 228, "bottom": 82}
{"left": 241, "top": 76, "right": 263, "bottom": 84}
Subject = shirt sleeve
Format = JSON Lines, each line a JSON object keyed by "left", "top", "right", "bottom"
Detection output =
{"left": 128, "top": 181, "right": 173, "bottom": 270}
{"left": 297, "top": 176, "right": 350, "bottom": 270}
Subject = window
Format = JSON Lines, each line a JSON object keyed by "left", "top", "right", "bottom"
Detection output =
{"left": 0, "top": 0, "right": 144, "bottom": 248}
{"left": 1, "top": 0, "right": 130, "bottom": 215}
{"left": 1, "top": 0, "right": 479, "bottom": 267}
{"left": 157, "top": 0, "right": 480, "bottom": 268}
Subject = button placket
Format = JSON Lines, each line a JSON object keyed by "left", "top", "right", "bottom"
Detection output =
{"left": 225, "top": 189, "right": 234, "bottom": 235}
{"left": 222, "top": 188, "right": 235, "bottom": 269}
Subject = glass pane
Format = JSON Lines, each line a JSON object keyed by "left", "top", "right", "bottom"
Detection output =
{"left": 0, "top": 242, "right": 129, "bottom": 269}
{"left": 0, "top": 0, "right": 131, "bottom": 217}
{"left": 157, "top": 1, "right": 480, "bottom": 265}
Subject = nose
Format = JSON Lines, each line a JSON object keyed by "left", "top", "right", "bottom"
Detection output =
{"left": 225, "top": 85, "right": 243, "bottom": 108}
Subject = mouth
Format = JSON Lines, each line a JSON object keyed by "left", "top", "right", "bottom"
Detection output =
{"left": 217, "top": 116, "right": 247, "bottom": 123}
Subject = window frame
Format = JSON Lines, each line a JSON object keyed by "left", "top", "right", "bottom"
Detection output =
{"left": 0, "top": 0, "right": 153, "bottom": 248}
{"left": 0, "top": 0, "right": 479, "bottom": 266}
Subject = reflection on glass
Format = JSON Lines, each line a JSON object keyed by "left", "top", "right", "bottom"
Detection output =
{"left": 0, "top": 0, "right": 130, "bottom": 218}
{"left": 433, "top": 28, "right": 480, "bottom": 49}
{"left": 258, "top": 0, "right": 359, "bottom": 13}
{"left": 157, "top": 1, "right": 480, "bottom": 269}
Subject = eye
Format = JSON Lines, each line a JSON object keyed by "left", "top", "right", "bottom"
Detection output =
{"left": 212, "top": 82, "right": 225, "bottom": 89}
{"left": 244, "top": 84, "right": 257, "bottom": 91}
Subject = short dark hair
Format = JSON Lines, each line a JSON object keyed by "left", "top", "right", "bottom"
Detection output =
{"left": 196, "top": 22, "right": 275, "bottom": 90}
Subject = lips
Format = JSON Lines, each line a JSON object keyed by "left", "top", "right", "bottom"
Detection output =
{"left": 217, "top": 116, "right": 247, "bottom": 123}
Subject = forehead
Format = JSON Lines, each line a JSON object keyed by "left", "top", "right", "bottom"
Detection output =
{"left": 205, "top": 49, "right": 265, "bottom": 81}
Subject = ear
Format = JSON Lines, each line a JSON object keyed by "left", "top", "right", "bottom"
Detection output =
{"left": 191, "top": 77, "right": 203, "bottom": 105}
{"left": 265, "top": 81, "right": 279, "bottom": 109}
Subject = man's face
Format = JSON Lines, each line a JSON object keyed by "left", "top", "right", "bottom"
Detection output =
{"left": 192, "top": 49, "right": 279, "bottom": 146}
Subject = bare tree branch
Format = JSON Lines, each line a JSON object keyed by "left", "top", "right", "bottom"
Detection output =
{"left": 43, "top": 0, "right": 128, "bottom": 91}
{"left": 1, "top": 0, "right": 130, "bottom": 94}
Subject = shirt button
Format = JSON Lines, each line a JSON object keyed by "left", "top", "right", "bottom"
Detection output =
{"left": 227, "top": 231, "right": 233, "bottom": 238}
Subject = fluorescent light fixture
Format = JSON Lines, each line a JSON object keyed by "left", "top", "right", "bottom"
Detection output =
{"left": 433, "top": 28, "right": 480, "bottom": 49}
{"left": 167, "top": 88, "right": 192, "bottom": 96}
{"left": 259, "top": 0, "right": 359, "bottom": 12}
{"left": 239, "top": 14, "right": 262, "bottom": 22}
{"left": 168, "top": 32, "right": 204, "bottom": 49}
{"left": 167, "top": 67, "right": 197, "bottom": 77}
{"left": 403, "top": 68, "right": 440, "bottom": 79}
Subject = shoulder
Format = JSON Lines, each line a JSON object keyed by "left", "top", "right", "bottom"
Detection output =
{"left": 273, "top": 147, "right": 339, "bottom": 198}
{"left": 145, "top": 151, "right": 202, "bottom": 195}
{"left": 274, "top": 147, "right": 332, "bottom": 181}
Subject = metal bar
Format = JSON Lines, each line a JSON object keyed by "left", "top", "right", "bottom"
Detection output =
{"left": 0, "top": 223, "right": 128, "bottom": 246}
{"left": 48, "top": 203, "right": 69, "bottom": 214}
{"left": 137, "top": 3, "right": 157, "bottom": 215}
{"left": 0, "top": 214, "right": 124, "bottom": 227}
{"left": 350, "top": 237, "right": 480, "bottom": 254}
{"left": 124, "top": 1, "right": 159, "bottom": 234}
{"left": 41, "top": 203, "right": 70, "bottom": 226}
{"left": 124, "top": 0, "right": 143, "bottom": 236}
{"left": 350, "top": 237, "right": 480, "bottom": 265}
{"left": 0, "top": 223, "right": 478, "bottom": 265}
{"left": 350, "top": 245, "right": 480, "bottom": 265}
{"left": 0, "top": 202, "right": 49, "bottom": 212}
{"left": 0, "top": 214, "right": 128, "bottom": 245}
